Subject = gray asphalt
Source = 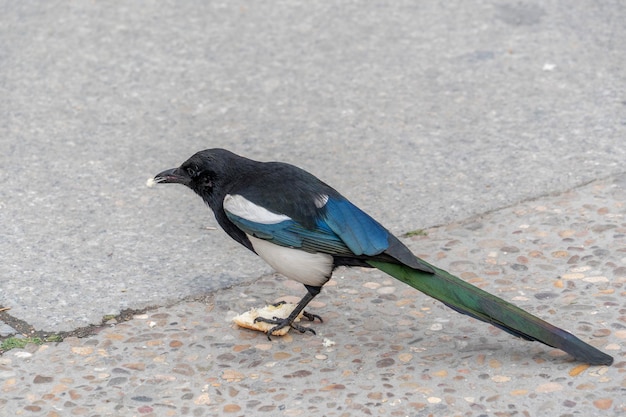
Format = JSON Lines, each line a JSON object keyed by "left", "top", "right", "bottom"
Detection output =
{"left": 1, "top": 0, "right": 625, "bottom": 337}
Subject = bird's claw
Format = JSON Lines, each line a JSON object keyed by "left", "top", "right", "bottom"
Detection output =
{"left": 254, "top": 315, "right": 317, "bottom": 341}
{"left": 270, "top": 300, "right": 324, "bottom": 323}
{"left": 302, "top": 311, "right": 323, "bottom": 323}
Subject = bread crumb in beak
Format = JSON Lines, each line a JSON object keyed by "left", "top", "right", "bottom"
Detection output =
{"left": 146, "top": 177, "right": 157, "bottom": 188}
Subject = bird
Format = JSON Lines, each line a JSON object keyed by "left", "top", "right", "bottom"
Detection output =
{"left": 153, "top": 148, "right": 613, "bottom": 366}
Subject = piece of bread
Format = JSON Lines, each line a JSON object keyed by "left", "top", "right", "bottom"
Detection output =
{"left": 232, "top": 303, "right": 302, "bottom": 336}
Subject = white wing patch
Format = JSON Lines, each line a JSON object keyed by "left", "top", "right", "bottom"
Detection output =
{"left": 224, "top": 194, "right": 291, "bottom": 224}
{"left": 314, "top": 194, "right": 329, "bottom": 208}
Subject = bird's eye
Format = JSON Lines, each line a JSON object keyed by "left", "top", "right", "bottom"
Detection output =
{"left": 186, "top": 166, "right": 197, "bottom": 178}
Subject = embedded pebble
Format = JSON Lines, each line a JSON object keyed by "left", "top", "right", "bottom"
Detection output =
{"left": 562, "top": 273, "right": 584, "bottom": 280}
{"left": 377, "top": 286, "right": 396, "bottom": 295}
{"left": 593, "top": 398, "right": 613, "bottom": 410}
{"left": 70, "top": 346, "right": 94, "bottom": 355}
{"left": 398, "top": 353, "right": 413, "bottom": 363}
{"left": 534, "top": 292, "right": 558, "bottom": 300}
{"left": 582, "top": 276, "right": 608, "bottom": 283}
{"left": 194, "top": 393, "right": 211, "bottom": 405}
{"left": 569, "top": 364, "right": 590, "bottom": 376}
{"left": 535, "top": 383, "right": 563, "bottom": 393}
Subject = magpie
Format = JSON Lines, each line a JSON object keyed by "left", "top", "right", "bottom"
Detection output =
{"left": 153, "top": 148, "right": 613, "bottom": 365}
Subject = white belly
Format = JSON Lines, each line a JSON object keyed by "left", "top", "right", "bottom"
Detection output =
{"left": 248, "top": 235, "right": 334, "bottom": 287}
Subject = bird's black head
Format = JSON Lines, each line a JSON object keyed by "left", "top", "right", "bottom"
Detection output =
{"left": 153, "top": 148, "right": 250, "bottom": 207}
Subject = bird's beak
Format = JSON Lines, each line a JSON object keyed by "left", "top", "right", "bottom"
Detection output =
{"left": 153, "top": 168, "right": 191, "bottom": 186}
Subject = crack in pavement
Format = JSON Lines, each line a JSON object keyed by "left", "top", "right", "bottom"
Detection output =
{"left": 0, "top": 306, "right": 153, "bottom": 354}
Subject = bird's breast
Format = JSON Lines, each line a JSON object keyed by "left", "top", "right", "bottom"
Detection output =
{"left": 247, "top": 235, "right": 333, "bottom": 287}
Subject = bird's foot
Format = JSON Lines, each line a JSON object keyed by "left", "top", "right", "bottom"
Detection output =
{"left": 254, "top": 315, "right": 317, "bottom": 341}
{"left": 270, "top": 301, "right": 324, "bottom": 323}
{"left": 254, "top": 301, "right": 324, "bottom": 340}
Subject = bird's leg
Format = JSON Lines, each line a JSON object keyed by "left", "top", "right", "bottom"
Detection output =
{"left": 255, "top": 285, "right": 322, "bottom": 340}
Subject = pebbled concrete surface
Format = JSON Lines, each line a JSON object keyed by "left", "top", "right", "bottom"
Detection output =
{"left": 1, "top": 172, "right": 624, "bottom": 416}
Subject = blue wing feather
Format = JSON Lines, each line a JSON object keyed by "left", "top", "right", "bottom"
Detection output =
{"left": 225, "top": 212, "right": 354, "bottom": 256}
{"left": 225, "top": 196, "right": 390, "bottom": 258}
{"left": 322, "top": 198, "right": 389, "bottom": 256}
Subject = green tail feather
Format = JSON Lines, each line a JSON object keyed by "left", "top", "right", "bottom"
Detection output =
{"left": 367, "top": 260, "right": 613, "bottom": 366}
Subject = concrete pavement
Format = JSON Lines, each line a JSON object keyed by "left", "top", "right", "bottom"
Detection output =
{"left": 1, "top": 0, "right": 625, "bottom": 332}
{"left": 1, "top": 1, "right": 625, "bottom": 415}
